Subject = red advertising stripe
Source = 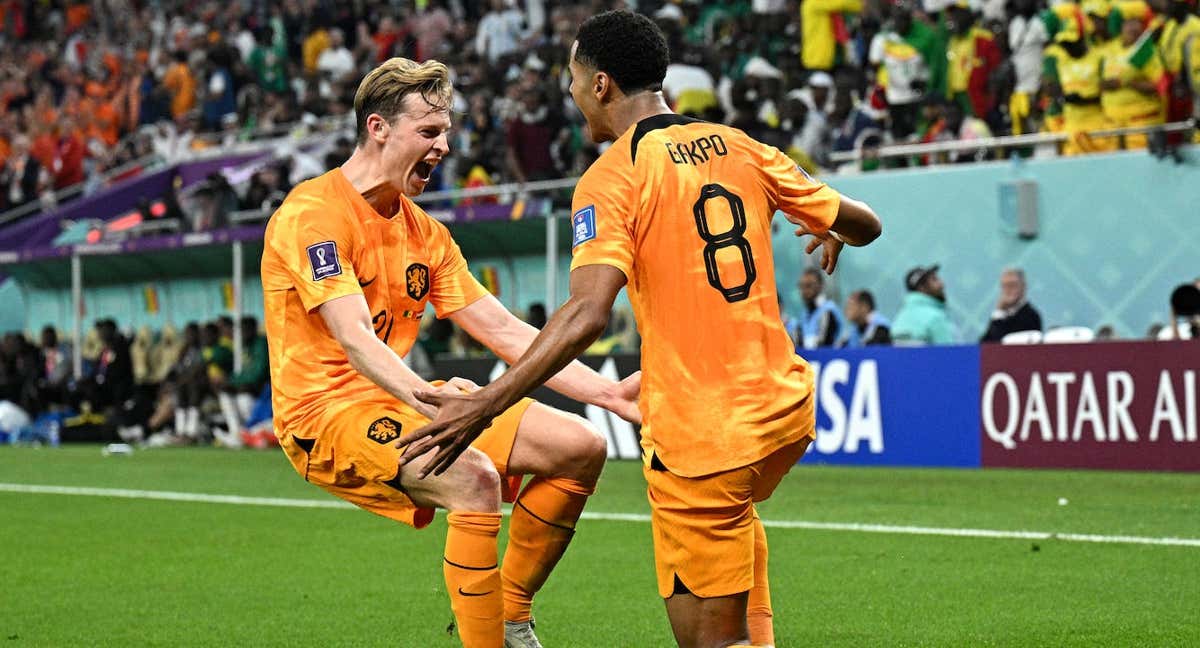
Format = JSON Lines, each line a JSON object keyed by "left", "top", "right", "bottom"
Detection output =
{"left": 980, "top": 340, "right": 1200, "bottom": 471}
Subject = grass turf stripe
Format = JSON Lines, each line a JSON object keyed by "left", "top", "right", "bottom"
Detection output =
{"left": 3, "top": 481, "right": 1198, "bottom": 548}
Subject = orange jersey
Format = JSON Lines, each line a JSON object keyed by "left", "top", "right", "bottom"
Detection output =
{"left": 570, "top": 114, "right": 841, "bottom": 477}
{"left": 261, "top": 169, "right": 488, "bottom": 434}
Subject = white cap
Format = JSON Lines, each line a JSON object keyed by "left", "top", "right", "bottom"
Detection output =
{"left": 807, "top": 71, "right": 834, "bottom": 88}
{"left": 742, "top": 56, "right": 783, "bottom": 79}
{"left": 654, "top": 4, "right": 684, "bottom": 21}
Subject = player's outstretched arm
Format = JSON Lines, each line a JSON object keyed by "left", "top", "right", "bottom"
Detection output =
{"left": 394, "top": 265, "right": 627, "bottom": 478}
{"left": 319, "top": 293, "right": 437, "bottom": 418}
{"left": 790, "top": 195, "right": 882, "bottom": 275}
{"left": 447, "top": 294, "right": 640, "bottom": 422}
{"left": 828, "top": 195, "right": 882, "bottom": 247}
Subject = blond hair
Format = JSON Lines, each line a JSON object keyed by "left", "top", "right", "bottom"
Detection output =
{"left": 353, "top": 57, "right": 453, "bottom": 143}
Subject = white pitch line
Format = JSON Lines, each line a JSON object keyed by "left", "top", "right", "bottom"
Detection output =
{"left": 3, "top": 482, "right": 1198, "bottom": 548}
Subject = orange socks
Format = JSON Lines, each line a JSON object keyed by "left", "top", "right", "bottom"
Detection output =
{"left": 747, "top": 512, "right": 775, "bottom": 647}
{"left": 444, "top": 512, "right": 503, "bottom": 648}
{"left": 501, "top": 476, "right": 594, "bottom": 622}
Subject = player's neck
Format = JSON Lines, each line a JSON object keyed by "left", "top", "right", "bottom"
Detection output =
{"left": 606, "top": 92, "right": 673, "bottom": 140}
{"left": 340, "top": 152, "right": 401, "bottom": 216}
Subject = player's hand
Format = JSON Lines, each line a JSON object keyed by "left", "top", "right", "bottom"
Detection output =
{"left": 394, "top": 388, "right": 500, "bottom": 478}
{"left": 605, "top": 370, "right": 642, "bottom": 425}
{"left": 435, "top": 377, "right": 481, "bottom": 394}
{"left": 794, "top": 223, "right": 844, "bottom": 274}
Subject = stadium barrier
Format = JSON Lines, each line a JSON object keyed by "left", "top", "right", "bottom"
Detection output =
{"left": 826, "top": 120, "right": 1195, "bottom": 164}
{"left": 430, "top": 340, "right": 1200, "bottom": 472}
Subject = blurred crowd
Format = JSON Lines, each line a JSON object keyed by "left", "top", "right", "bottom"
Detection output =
{"left": 0, "top": 299, "right": 637, "bottom": 446}
{"left": 785, "top": 266, "right": 1200, "bottom": 348}
{"left": 3, "top": 0, "right": 1197, "bottom": 223}
{"left": 0, "top": 316, "right": 274, "bottom": 447}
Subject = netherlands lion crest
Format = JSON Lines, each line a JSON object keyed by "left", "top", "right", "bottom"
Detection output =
{"left": 406, "top": 263, "right": 430, "bottom": 300}
{"left": 367, "top": 417, "right": 402, "bottom": 445}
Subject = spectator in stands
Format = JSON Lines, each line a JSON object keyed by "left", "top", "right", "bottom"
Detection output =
{"left": 663, "top": 46, "right": 718, "bottom": 116}
{"left": 1043, "top": 3, "right": 1116, "bottom": 155}
{"left": 215, "top": 316, "right": 269, "bottom": 447}
{"left": 171, "top": 322, "right": 207, "bottom": 441}
{"left": 1167, "top": 282, "right": 1200, "bottom": 339}
{"left": 249, "top": 26, "right": 290, "bottom": 95}
{"left": 505, "top": 85, "right": 560, "bottom": 183}
{"left": 411, "top": 1, "right": 455, "bottom": 62}
{"left": 302, "top": 20, "right": 332, "bottom": 76}
{"left": 53, "top": 116, "right": 87, "bottom": 190}
{"left": 802, "top": 0, "right": 863, "bottom": 72}
{"left": 1154, "top": 0, "right": 1200, "bottom": 128}
{"left": 1101, "top": 1, "right": 1166, "bottom": 149}
{"left": 1007, "top": 0, "right": 1049, "bottom": 135}
{"left": 202, "top": 321, "right": 233, "bottom": 389}
{"left": 922, "top": 99, "right": 993, "bottom": 162}
{"left": 316, "top": 28, "right": 356, "bottom": 94}
{"left": 892, "top": 265, "right": 957, "bottom": 345}
{"left": 201, "top": 48, "right": 238, "bottom": 132}
{"left": 792, "top": 267, "right": 845, "bottom": 350}
{"left": 869, "top": 1, "right": 935, "bottom": 140}
{"left": 163, "top": 50, "right": 198, "bottom": 122}
{"left": 980, "top": 267, "right": 1043, "bottom": 342}
{"left": 83, "top": 319, "right": 134, "bottom": 414}
{"left": 38, "top": 326, "right": 71, "bottom": 412}
{"left": 476, "top": 0, "right": 526, "bottom": 65}
{"left": 945, "top": 1, "right": 1002, "bottom": 119}
{"left": 779, "top": 89, "right": 827, "bottom": 171}
{"left": 241, "top": 163, "right": 291, "bottom": 211}
{"left": 832, "top": 86, "right": 889, "bottom": 159}
{"left": 0, "top": 332, "right": 41, "bottom": 416}
{"left": 840, "top": 289, "right": 892, "bottom": 347}
{"left": 0, "top": 134, "right": 50, "bottom": 211}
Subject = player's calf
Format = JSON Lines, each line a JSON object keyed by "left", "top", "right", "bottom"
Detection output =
{"left": 397, "top": 447, "right": 505, "bottom": 647}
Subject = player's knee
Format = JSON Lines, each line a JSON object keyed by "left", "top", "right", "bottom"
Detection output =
{"left": 442, "top": 449, "right": 501, "bottom": 513}
{"left": 562, "top": 416, "right": 607, "bottom": 482}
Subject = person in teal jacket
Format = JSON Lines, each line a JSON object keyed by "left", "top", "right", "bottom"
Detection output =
{"left": 892, "top": 265, "right": 957, "bottom": 345}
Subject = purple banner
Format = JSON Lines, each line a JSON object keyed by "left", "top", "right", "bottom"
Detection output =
{"left": 0, "top": 153, "right": 264, "bottom": 253}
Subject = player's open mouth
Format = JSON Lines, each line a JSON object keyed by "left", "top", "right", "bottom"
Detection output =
{"left": 413, "top": 160, "right": 437, "bottom": 182}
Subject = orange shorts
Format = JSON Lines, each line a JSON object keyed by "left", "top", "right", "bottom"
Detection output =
{"left": 279, "top": 387, "right": 535, "bottom": 529}
{"left": 644, "top": 436, "right": 812, "bottom": 599}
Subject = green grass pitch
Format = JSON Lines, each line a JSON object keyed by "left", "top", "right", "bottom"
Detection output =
{"left": 1, "top": 446, "right": 1198, "bottom": 646}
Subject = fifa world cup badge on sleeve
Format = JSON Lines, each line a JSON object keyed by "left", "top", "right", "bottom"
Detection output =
{"left": 572, "top": 205, "right": 597, "bottom": 248}
{"left": 307, "top": 241, "right": 342, "bottom": 281}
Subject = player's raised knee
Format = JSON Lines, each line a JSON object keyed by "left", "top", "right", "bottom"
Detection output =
{"left": 560, "top": 414, "right": 608, "bottom": 482}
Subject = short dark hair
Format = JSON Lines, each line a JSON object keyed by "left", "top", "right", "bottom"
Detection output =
{"left": 1171, "top": 284, "right": 1200, "bottom": 317}
{"left": 801, "top": 267, "right": 824, "bottom": 285}
{"left": 852, "top": 290, "right": 876, "bottom": 311}
{"left": 575, "top": 10, "right": 669, "bottom": 95}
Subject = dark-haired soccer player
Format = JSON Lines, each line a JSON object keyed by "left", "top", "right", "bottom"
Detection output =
{"left": 398, "top": 11, "right": 882, "bottom": 648}
{"left": 261, "top": 57, "right": 639, "bottom": 648}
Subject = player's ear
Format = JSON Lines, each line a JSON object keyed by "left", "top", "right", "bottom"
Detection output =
{"left": 594, "top": 72, "right": 611, "bottom": 102}
{"left": 367, "top": 113, "right": 390, "bottom": 142}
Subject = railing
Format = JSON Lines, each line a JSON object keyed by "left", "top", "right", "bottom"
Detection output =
{"left": 228, "top": 208, "right": 272, "bottom": 224}
{"left": 827, "top": 120, "right": 1195, "bottom": 164}
{"left": 412, "top": 176, "right": 580, "bottom": 204}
